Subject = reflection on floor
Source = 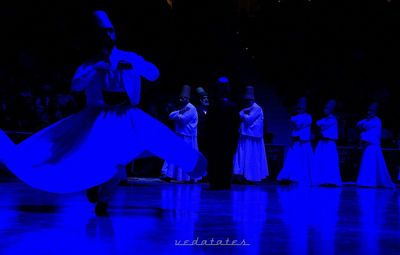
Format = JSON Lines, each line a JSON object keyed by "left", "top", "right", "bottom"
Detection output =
{"left": 0, "top": 178, "right": 399, "bottom": 255}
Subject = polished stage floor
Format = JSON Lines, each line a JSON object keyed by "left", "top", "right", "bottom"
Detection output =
{"left": 0, "top": 178, "right": 399, "bottom": 255}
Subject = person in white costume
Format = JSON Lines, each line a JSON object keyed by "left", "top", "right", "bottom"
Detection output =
{"left": 161, "top": 85, "right": 199, "bottom": 182}
{"left": 1, "top": 10, "right": 207, "bottom": 216}
{"left": 233, "top": 86, "right": 268, "bottom": 183}
{"left": 277, "top": 97, "right": 313, "bottom": 185}
{"left": 312, "top": 99, "right": 342, "bottom": 186}
{"left": 356, "top": 102, "right": 394, "bottom": 188}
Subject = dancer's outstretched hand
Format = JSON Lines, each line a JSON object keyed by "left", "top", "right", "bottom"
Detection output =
{"left": 94, "top": 61, "right": 111, "bottom": 71}
{"left": 117, "top": 60, "right": 133, "bottom": 70}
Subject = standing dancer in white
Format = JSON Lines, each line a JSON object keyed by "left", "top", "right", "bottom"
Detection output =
{"left": 233, "top": 86, "right": 268, "bottom": 183}
{"left": 277, "top": 97, "right": 313, "bottom": 185}
{"left": 161, "top": 85, "right": 199, "bottom": 182}
{"left": 356, "top": 102, "right": 394, "bottom": 188}
{"left": 312, "top": 99, "right": 342, "bottom": 186}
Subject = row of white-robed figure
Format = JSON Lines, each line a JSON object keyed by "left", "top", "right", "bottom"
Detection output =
{"left": 161, "top": 84, "right": 269, "bottom": 183}
{"left": 277, "top": 98, "right": 395, "bottom": 189}
{"left": 160, "top": 85, "right": 396, "bottom": 189}
{"left": 0, "top": 8, "right": 395, "bottom": 194}
{"left": 0, "top": 75, "right": 394, "bottom": 190}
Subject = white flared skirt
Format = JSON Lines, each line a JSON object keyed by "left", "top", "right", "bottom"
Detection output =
{"left": 277, "top": 141, "right": 313, "bottom": 185}
{"left": 312, "top": 140, "right": 342, "bottom": 186}
{"left": 2, "top": 106, "right": 205, "bottom": 193}
{"left": 357, "top": 144, "right": 394, "bottom": 188}
{"left": 233, "top": 135, "right": 269, "bottom": 181}
{"left": 162, "top": 134, "right": 198, "bottom": 182}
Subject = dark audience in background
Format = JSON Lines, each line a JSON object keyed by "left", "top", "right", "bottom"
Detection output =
{"left": 1, "top": 0, "right": 400, "bottom": 150}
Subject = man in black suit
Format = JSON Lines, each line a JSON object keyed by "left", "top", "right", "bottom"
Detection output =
{"left": 195, "top": 87, "right": 209, "bottom": 154}
{"left": 204, "top": 77, "right": 240, "bottom": 190}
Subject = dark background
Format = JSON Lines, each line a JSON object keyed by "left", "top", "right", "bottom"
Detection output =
{"left": 1, "top": 0, "right": 400, "bottom": 146}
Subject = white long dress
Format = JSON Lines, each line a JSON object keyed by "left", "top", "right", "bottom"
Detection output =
{"left": 2, "top": 47, "right": 206, "bottom": 193}
{"left": 312, "top": 115, "right": 342, "bottom": 186}
{"left": 277, "top": 113, "right": 313, "bottom": 185}
{"left": 356, "top": 116, "right": 394, "bottom": 188}
{"left": 233, "top": 102, "right": 268, "bottom": 181}
{"left": 161, "top": 103, "right": 199, "bottom": 181}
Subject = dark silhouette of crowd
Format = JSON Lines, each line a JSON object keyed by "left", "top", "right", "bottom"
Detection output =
{"left": 1, "top": 0, "right": 400, "bottom": 151}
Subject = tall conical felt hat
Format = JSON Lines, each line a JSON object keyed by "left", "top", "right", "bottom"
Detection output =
{"left": 93, "top": 10, "right": 114, "bottom": 29}
{"left": 325, "top": 99, "right": 336, "bottom": 111}
{"left": 297, "top": 97, "right": 307, "bottom": 110}
{"left": 368, "top": 102, "right": 379, "bottom": 112}
{"left": 180, "top": 85, "right": 191, "bottom": 98}
{"left": 196, "top": 87, "right": 208, "bottom": 97}
{"left": 243, "top": 86, "right": 255, "bottom": 100}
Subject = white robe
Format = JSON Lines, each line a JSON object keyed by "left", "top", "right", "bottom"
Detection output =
{"left": 2, "top": 48, "right": 206, "bottom": 193}
{"left": 356, "top": 117, "right": 394, "bottom": 188}
{"left": 277, "top": 113, "right": 313, "bottom": 184}
{"left": 312, "top": 115, "right": 342, "bottom": 186}
{"left": 162, "top": 103, "right": 199, "bottom": 181}
{"left": 233, "top": 103, "right": 268, "bottom": 181}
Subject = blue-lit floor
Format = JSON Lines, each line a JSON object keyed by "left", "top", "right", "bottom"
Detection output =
{"left": 0, "top": 178, "right": 399, "bottom": 255}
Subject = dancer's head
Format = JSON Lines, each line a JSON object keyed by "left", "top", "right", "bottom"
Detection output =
{"left": 215, "top": 76, "right": 230, "bottom": 100}
{"left": 178, "top": 85, "right": 191, "bottom": 108}
{"left": 296, "top": 97, "right": 307, "bottom": 114}
{"left": 242, "top": 86, "right": 255, "bottom": 108}
{"left": 196, "top": 87, "right": 209, "bottom": 107}
{"left": 367, "top": 102, "right": 379, "bottom": 118}
{"left": 93, "top": 10, "right": 116, "bottom": 50}
{"left": 324, "top": 99, "right": 336, "bottom": 115}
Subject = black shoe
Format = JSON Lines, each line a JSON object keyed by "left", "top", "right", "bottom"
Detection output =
{"left": 278, "top": 180, "right": 293, "bottom": 185}
{"left": 119, "top": 179, "right": 130, "bottom": 186}
{"left": 160, "top": 176, "right": 172, "bottom": 182}
{"left": 232, "top": 178, "right": 248, "bottom": 185}
{"left": 86, "top": 186, "right": 99, "bottom": 204}
{"left": 244, "top": 180, "right": 255, "bottom": 185}
{"left": 320, "top": 183, "right": 339, "bottom": 188}
{"left": 95, "top": 202, "right": 109, "bottom": 217}
{"left": 209, "top": 183, "right": 231, "bottom": 190}
{"left": 198, "top": 176, "right": 208, "bottom": 183}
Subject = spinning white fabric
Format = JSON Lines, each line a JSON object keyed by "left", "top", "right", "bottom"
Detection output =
{"left": 1, "top": 48, "right": 206, "bottom": 193}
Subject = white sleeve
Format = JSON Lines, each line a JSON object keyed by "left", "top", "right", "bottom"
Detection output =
{"left": 364, "top": 118, "right": 381, "bottom": 130}
{"left": 71, "top": 63, "right": 97, "bottom": 91}
{"left": 170, "top": 107, "right": 196, "bottom": 125}
{"left": 128, "top": 53, "right": 160, "bottom": 82}
{"left": 356, "top": 119, "right": 366, "bottom": 129}
{"left": 169, "top": 110, "right": 180, "bottom": 120}
{"left": 319, "top": 117, "right": 336, "bottom": 130}
{"left": 295, "top": 115, "right": 312, "bottom": 129}
{"left": 241, "top": 107, "right": 262, "bottom": 126}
